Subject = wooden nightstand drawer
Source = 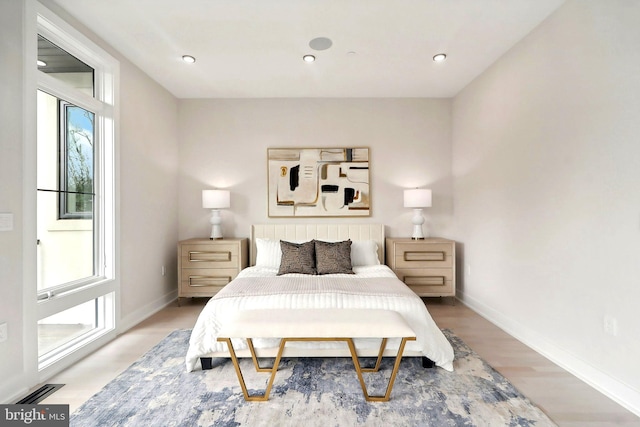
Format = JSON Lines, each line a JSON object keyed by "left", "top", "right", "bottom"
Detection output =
{"left": 394, "top": 268, "right": 453, "bottom": 290}
{"left": 178, "top": 238, "right": 248, "bottom": 300}
{"left": 180, "top": 268, "right": 238, "bottom": 288}
{"left": 394, "top": 242, "right": 453, "bottom": 268}
{"left": 386, "top": 237, "right": 456, "bottom": 299}
{"left": 181, "top": 243, "right": 240, "bottom": 269}
{"left": 396, "top": 267, "right": 453, "bottom": 284}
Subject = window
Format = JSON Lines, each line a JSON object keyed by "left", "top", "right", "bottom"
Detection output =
{"left": 59, "top": 102, "right": 94, "bottom": 219}
{"left": 38, "top": 298, "right": 101, "bottom": 359}
{"left": 35, "top": 4, "right": 119, "bottom": 373}
{"left": 37, "top": 35, "right": 94, "bottom": 96}
{"left": 37, "top": 90, "right": 95, "bottom": 288}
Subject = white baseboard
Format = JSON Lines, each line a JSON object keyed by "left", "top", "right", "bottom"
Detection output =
{"left": 457, "top": 290, "right": 640, "bottom": 418}
{"left": 118, "top": 290, "right": 178, "bottom": 334}
{"left": 0, "top": 375, "right": 29, "bottom": 405}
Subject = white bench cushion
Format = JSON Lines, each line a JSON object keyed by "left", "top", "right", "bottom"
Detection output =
{"left": 218, "top": 309, "right": 416, "bottom": 339}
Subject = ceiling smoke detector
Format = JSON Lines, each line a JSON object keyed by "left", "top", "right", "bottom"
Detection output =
{"left": 309, "top": 37, "right": 333, "bottom": 51}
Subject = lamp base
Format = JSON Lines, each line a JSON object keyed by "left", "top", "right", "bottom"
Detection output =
{"left": 411, "top": 209, "right": 427, "bottom": 240}
{"left": 209, "top": 210, "right": 224, "bottom": 240}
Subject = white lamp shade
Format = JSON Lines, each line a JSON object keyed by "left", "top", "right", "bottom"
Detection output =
{"left": 404, "top": 189, "right": 432, "bottom": 208}
{"left": 202, "top": 189, "right": 230, "bottom": 209}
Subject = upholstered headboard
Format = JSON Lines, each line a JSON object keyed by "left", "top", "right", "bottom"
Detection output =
{"left": 250, "top": 223, "right": 385, "bottom": 266}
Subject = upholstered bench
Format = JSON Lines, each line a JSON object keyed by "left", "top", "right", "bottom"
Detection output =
{"left": 216, "top": 308, "right": 417, "bottom": 402}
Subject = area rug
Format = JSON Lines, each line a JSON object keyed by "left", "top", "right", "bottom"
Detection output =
{"left": 71, "top": 329, "right": 556, "bottom": 427}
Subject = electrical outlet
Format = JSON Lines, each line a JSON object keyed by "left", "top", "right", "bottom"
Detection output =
{"left": 0, "top": 322, "right": 7, "bottom": 343}
{"left": 604, "top": 316, "right": 618, "bottom": 336}
{"left": 0, "top": 213, "right": 13, "bottom": 232}
{"left": 161, "top": 265, "right": 166, "bottom": 276}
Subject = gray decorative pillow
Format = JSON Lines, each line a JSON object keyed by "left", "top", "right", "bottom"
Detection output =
{"left": 277, "top": 240, "right": 317, "bottom": 275}
{"left": 314, "top": 240, "right": 354, "bottom": 275}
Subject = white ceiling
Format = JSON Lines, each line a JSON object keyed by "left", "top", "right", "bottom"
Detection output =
{"left": 50, "top": 0, "right": 565, "bottom": 99}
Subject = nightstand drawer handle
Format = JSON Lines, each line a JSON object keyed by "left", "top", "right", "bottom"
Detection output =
{"left": 189, "top": 276, "right": 232, "bottom": 286}
{"left": 404, "top": 251, "right": 446, "bottom": 262}
{"left": 403, "top": 276, "right": 446, "bottom": 286}
{"left": 189, "top": 251, "right": 231, "bottom": 262}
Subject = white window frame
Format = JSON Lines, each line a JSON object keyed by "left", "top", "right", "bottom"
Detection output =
{"left": 33, "top": 3, "right": 120, "bottom": 377}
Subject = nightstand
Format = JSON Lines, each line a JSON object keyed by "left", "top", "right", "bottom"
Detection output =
{"left": 178, "top": 238, "right": 248, "bottom": 302}
{"left": 385, "top": 237, "right": 456, "bottom": 299}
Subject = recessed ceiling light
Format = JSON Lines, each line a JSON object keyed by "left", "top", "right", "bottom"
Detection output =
{"left": 433, "top": 53, "right": 447, "bottom": 62}
{"left": 303, "top": 54, "right": 316, "bottom": 63}
{"left": 182, "top": 55, "right": 196, "bottom": 63}
{"left": 37, "top": 59, "right": 47, "bottom": 67}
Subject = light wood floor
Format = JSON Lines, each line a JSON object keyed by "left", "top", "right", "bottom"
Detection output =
{"left": 38, "top": 297, "right": 640, "bottom": 426}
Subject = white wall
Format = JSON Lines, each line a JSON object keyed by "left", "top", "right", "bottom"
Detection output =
{"left": 0, "top": 0, "right": 27, "bottom": 403}
{"left": 177, "top": 98, "right": 453, "bottom": 242}
{"left": 452, "top": 0, "right": 640, "bottom": 413}
{"left": 117, "top": 54, "right": 180, "bottom": 330}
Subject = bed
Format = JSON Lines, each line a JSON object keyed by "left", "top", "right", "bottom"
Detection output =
{"left": 185, "top": 223, "right": 455, "bottom": 372}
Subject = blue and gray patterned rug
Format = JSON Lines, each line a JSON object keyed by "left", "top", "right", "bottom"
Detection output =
{"left": 71, "top": 329, "right": 556, "bottom": 426}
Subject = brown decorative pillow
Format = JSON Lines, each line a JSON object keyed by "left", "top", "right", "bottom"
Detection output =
{"left": 277, "top": 240, "right": 317, "bottom": 275}
{"left": 314, "top": 240, "right": 354, "bottom": 275}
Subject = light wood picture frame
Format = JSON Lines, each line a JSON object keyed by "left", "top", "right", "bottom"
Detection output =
{"left": 267, "top": 148, "right": 370, "bottom": 217}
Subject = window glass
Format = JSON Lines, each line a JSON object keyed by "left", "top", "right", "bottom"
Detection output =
{"left": 60, "top": 102, "right": 94, "bottom": 219}
{"left": 37, "top": 90, "right": 95, "bottom": 292}
{"left": 37, "top": 35, "right": 94, "bottom": 96}
{"left": 38, "top": 298, "right": 101, "bottom": 358}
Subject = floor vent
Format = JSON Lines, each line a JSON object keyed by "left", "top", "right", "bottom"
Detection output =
{"left": 15, "top": 384, "right": 65, "bottom": 404}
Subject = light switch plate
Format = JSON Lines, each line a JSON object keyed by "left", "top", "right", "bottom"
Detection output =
{"left": 0, "top": 213, "right": 13, "bottom": 231}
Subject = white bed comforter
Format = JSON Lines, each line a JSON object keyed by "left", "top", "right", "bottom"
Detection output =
{"left": 185, "top": 265, "right": 454, "bottom": 372}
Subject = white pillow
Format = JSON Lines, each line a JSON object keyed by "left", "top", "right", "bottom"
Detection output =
{"left": 255, "top": 238, "right": 311, "bottom": 268}
{"left": 350, "top": 240, "right": 381, "bottom": 266}
{"left": 256, "top": 238, "right": 380, "bottom": 268}
{"left": 255, "top": 238, "right": 282, "bottom": 268}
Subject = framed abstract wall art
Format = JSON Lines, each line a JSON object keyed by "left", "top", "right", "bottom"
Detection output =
{"left": 267, "top": 147, "right": 370, "bottom": 217}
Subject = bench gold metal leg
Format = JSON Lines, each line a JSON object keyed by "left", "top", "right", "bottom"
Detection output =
{"left": 247, "top": 338, "right": 275, "bottom": 373}
{"left": 217, "top": 338, "right": 253, "bottom": 400}
{"left": 218, "top": 337, "right": 288, "bottom": 401}
{"left": 360, "top": 338, "right": 388, "bottom": 373}
{"left": 347, "top": 337, "right": 416, "bottom": 402}
{"left": 218, "top": 336, "right": 416, "bottom": 402}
